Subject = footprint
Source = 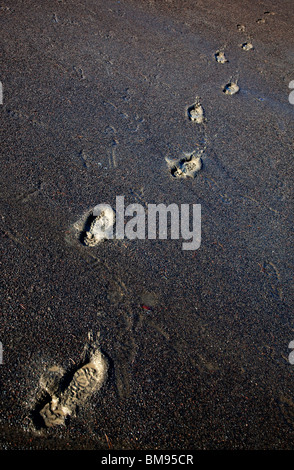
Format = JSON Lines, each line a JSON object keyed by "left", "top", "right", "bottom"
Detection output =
{"left": 187, "top": 98, "right": 205, "bottom": 123}
{"left": 214, "top": 51, "right": 228, "bottom": 64}
{"left": 241, "top": 42, "right": 254, "bottom": 51}
{"left": 78, "top": 149, "right": 92, "bottom": 169}
{"left": 79, "top": 205, "right": 115, "bottom": 246}
{"left": 5, "top": 106, "right": 48, "bottom": 130}
{"left": 38, "top": 333, "right": 108, "bottom": 427}
{"left": 73, "top": 66, "right": 86, "bottom": 80}
{"left": 15, "top": 181, "right": 44, "bottom": 203}
{"left": 165, "top": 150, "right": 203, "bottom": 178}
{"left": 223, "top": 81, "right": 239, "bottom": 95}
{"left": 237, "top": 24, "right": 246, "bottom": 32}
{"left": 256, "top": 12, "right": 275, "bottom": 25}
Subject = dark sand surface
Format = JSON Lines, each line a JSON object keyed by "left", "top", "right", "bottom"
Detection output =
{"left": 0, "top": 0, "right": 294, "bottom": 450}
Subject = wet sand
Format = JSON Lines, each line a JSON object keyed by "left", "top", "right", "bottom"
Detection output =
{"left": 0, "top": 0, "right": 294, "bottom": 450}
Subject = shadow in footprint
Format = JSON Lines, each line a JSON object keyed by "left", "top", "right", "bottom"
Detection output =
{"left": 79, "top": 213, "right": 97, "bottom": 246}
